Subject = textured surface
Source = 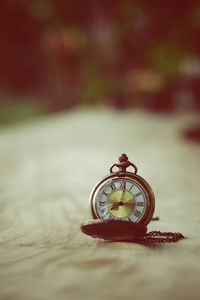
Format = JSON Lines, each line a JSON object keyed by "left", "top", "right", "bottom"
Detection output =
{"left": 0, "top": 109, "right": 200, "bottom": 300}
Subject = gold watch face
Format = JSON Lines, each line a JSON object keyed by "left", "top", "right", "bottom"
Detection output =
{"left": 91, "top": 175, "right": 154, "bottom": 225}
{"left": 108, "top": 190, "right": 135, "bottom": 218}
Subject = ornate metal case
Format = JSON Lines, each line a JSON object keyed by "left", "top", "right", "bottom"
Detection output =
{"left": 89, "top": 154, "right": 155, "bottom": 226}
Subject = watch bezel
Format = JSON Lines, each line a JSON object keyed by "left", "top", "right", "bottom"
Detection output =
{"left": 89, "top": 172, "right": 155, "bottom": 226}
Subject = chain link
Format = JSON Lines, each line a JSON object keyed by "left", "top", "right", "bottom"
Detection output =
{"left": 139, "top": 231, "right": 185, "bottom": 243}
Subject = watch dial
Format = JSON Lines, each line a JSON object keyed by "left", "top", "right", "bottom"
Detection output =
{"left": 95, "top": 178, "right": 147, "bottom": 223}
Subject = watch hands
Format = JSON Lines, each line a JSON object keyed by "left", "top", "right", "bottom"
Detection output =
{"left": 110, "top": 200, "right": 123, "bottom": 211}
{"left": 121, "top": 189, "right": 126, "bottom": 202}
{"left": 110, "top": 190, "right": 134, "bottom": 210}
{"left": 110, "top": 190, "right": 126, "bottom": 211}
{"left": 110, "top": 202, "right": 119, "bottom": 210}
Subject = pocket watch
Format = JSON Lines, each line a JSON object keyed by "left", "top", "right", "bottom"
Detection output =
{"left": 89, "top": 154, "right": 155, "bottom": 226}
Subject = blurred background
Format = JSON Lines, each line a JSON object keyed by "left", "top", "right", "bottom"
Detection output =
{"left": 0, "top": 0, "right": 200, "bottom": 126}
{"left": 0, "top": 3, "right": 200, "bottom": 300}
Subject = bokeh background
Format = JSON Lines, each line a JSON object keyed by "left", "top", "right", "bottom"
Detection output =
{"left": 0, "top": 0, "right": 200, "bottom": 126}
{"left": 1, "top": 2, "right": 200, "bottom": 300}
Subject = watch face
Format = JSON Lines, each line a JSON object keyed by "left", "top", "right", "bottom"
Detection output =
{"left": 92, "top": 177, "right": 150, "bottom": 223}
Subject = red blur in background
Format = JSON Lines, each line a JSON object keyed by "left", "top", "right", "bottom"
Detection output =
{"left": 0, "top": 0, "right": 200, "bottom": 113}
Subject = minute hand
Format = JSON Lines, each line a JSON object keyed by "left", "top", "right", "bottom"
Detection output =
{"left": 120, "top": 189, "right": 126, "bottom": 202}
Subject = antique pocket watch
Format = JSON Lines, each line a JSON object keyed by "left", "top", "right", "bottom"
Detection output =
{"left": 89, "top": 154, "right": 155, "bottom": 226}
{"left": 82, "top": 154, "right": 184, "bottom": 242}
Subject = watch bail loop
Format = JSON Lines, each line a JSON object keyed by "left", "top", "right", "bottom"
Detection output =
{"left": 109, "top": 153, "right": 138, "bottom": 174}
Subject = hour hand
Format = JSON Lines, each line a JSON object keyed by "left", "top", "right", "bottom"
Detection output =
{"left": 110, "top": 202, "right": 120, "bottom": 210}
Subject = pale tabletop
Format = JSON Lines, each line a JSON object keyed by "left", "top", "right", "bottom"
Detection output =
{"left": 0, "top": 109, "right": 199, "bottom": 300}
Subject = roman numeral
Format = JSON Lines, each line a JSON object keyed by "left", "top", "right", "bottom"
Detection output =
{"left": 100, "top": 208, "right": 107, "bottom": 214}
{"left": 134, "top": 210, "right": 141, "bottom": 218}
{"left": 136, "top": 201, "right": 144, "bottom": 207}
{"left": 130, "top": 184, "right": 134, "bottom": 190}
{"left": 108, "top": 215, "right": 113, "bottom": 220}
{"left": 102, "top": 191, "right": 109, "bottom": 197}
{"left": 128, "top": 217, "right": 132, "bottom": 221}
{"left": 102, "top": 211, "right": 109, "bottom": 217}
{"left": 99, "top": 200, "right": 106, "bottom": 206}
{"left": 110, "top": 183, "right": 116, "bottom": 191}
{"left": 135, "top": 192, "right": 142, "bottom": 197}
{"left": 120, "top": 181, "right": 126, "bottom": 190}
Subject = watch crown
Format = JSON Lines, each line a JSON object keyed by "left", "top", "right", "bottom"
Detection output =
{"left": 110, "top": 154, "right": 138, "bottom": 174}
{"left": 119, "top": 154, "right": 128, "bottom": 163}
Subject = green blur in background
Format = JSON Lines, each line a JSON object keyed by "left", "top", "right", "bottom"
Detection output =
{"left": 0, "top": 0, "right": 200, "bottom": 125}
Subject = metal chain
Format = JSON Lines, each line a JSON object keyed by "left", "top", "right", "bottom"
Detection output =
{"left": 139, "top": 231, "right": 185, "bottom": 243}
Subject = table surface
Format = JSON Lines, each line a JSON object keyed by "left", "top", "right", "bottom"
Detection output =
{"left": 0, "top": 109, "right": 199, "bottom": 300}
